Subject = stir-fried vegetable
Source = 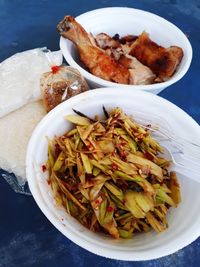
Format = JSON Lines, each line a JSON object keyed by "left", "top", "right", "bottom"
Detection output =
{"left": 45, "top": 107, "right": 181, "bottom": 238}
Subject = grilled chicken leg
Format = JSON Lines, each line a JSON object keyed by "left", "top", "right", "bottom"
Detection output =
{"left": 57, "top": 16, "right": 130, "bottom": 84}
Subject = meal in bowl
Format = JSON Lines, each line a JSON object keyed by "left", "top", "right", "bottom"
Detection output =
{"left": 57, "top": 16, "right": 183, "bottom": 85}
{"left": 44, "top": 107, "right": 181, "bottom": 239}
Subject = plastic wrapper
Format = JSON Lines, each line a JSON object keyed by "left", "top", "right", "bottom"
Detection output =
{"left": 0, "top": 47, "right": 54, "bottom": 118}
{"left": 40, "top": 52, "right": 89, "bottom": 112}
{"left": 0, "top": 48, "right": 89, "bottom": 195}
{"left": 0, "top": 170, "right": 31, "bottom": 195}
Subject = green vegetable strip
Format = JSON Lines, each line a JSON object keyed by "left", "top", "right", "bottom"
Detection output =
{"left": 46, "top": 107, "right": 181, "bottom": 239}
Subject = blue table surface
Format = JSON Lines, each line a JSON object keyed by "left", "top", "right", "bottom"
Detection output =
{"left": 0, "top": 0, "right": 200, "bottom": 266}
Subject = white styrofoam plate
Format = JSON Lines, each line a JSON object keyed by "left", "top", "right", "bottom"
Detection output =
{"left": 26, "top": 88, "right": 200, "bottom": 261}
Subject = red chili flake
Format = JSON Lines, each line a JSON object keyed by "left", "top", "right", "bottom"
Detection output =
{"left": 119, "top": 150, "right": 126, "bottom": 159}
{"left": 95, "top": 199, "right": 100, "bottom": 204}
{"left": 47, "top": 179, "right": 51, "bottom": 185}
{"left": 42, "top": 164, "right": 47, "bottom": 172}
{"left": 160, "top": 180, "right": 165, "bottom": 186}
{"left": 120, "top": 150, "right": 125, "bottom": 156}
{"left": 87, "top": 144, "right": 93, "bottom": 150}
{"left": 55, "top": 143, "right": 61, "bottom": 158}
{"left": 144, "top": 152, "right": 154, "bottom": 161}
{"left": 58, "top": 189, "right": 62, "bottom": 194}
{"left": 51, "top": 65, "right": 60, "bottom": 74}
{"left": 121, "top": 141, "right": 127, "bottom": 146}
{"left": 107, "top": 206, "right": 113, "bottom": 212}
{"left": 111, "top": 163, "right": 118, "bottom": 170}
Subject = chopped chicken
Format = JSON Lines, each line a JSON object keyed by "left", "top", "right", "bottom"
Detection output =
{"left": 111, "top": 47, "right": 124, "bottom": 61}
{"left": 119, "top": 54, "right": 156, "bottom": 85}
{"left": 121, "top": 44, "right": 132, "bottom": 55}
{"left": 57, "top": 16, "right": 130, "bottom": 84}
{"left": 119, "top": 34, "right": 138, "bottom": 44}
{"left": 88, "top": 33, "right": 98, "bottom": 47}
{"left": 58, "top": 16, "right": 184, "bottom": 85}
{"left": 104, "top": 48, "right": 112, "bottom": 57}
{"left": 95, "top": 33, "right": 124, "bottom": 60}
{"left": 95, "top": 33, "right": 121, "bottom": 49}
{"left": 95, "top": 33, "right": 136, "bottom": 60}
{"left": 129, "top": 31, "right": 183, "bottom": 81}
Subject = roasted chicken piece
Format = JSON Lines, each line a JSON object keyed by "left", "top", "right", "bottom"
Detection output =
{"left": 95, "top": 33, "right": 137, "bottom": 60}
{"left": 95, "top": 33, "right": 123, "bottom": 61}
{"left": 120, "top": 35, "right": 138, "bottom": 55}
{"left": 57, "top": 16, "right": 130, "bottom": 84}
{"left": 88, "top": 33, "right": 98, "bottom": 47}
{"left": 119, "top": 54, "right": 156, "bottom": 85}
{"left": 95, "top": 33, "right": 121, "bottom": 49}
{"left": 119, "top": 34, "right": 138, "bottom": 44}
{"left": 129, "top": 31, "right": 183, "bottom": 81}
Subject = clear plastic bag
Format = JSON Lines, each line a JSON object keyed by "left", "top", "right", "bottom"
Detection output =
{"left": 0, "top": 49, "right": 89, "bottom": 195}
{"left": 0, "top": 170, "right": 31, "bottom": 195}
{"left": 40, "top": 51, "right": 89, "bottom": 112}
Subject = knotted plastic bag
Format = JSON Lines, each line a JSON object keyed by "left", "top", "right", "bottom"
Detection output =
{"left": 0, "top": 49, "right": 89, "bottom": 195}
{"left": 40, "top": 51, "right": 89, "bottom": 112}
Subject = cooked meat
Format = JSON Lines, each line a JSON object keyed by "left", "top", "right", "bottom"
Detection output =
{"left": 57, "top": 16, "right": 130, "bottom": 84}
{"left": 112, "top": 33, "right": 120, "bottom": 40}
{"left": 104, "top": 48, "right": 112, "bottom": 57}
{"left": 129, "top": 31, "right": 183, "bottom": 80}
{"left": 119, "top": 54, "right": 156, "bottom": 85}
{"left": 167, "top": 46, "right": 183, "bottom": 64}
{"left": 88, "top": 33, "right": 98, "bottom": 47}
{"left": 121, "top": 43, "right": 132, "bottom": 55}
{"left": 111, "top": 47, "right": 124, "bottom": 61}
{"left": 95, "top": 33, "right": 121, "bottom": 49}
{"left": 95, "top": 33, "right": 136, "bottom": 60}
{"left": 120, "top": 34, "right": 138, "bottom": 44}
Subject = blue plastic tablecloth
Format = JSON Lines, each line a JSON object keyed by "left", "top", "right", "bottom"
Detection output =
{"left": 0, "top": 1, "right": 200, "bottom": 266}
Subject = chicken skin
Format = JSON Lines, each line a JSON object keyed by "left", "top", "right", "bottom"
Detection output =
{"left": 129, "top": 31, "right": 183, "bottom": 81}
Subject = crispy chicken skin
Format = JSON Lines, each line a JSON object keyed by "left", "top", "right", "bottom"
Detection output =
{"left": 129, "top": 31, "right": 183, "bottom": 80}
{"left": 57, "top": 16, "right": 130, "bottom": 84}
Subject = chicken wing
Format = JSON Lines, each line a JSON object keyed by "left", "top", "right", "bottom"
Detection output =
{"left": 129, "top": 31, "right": 183, "bottom": 80}
{"left": 57, "top": 16, "right": 130, "bottom": 84}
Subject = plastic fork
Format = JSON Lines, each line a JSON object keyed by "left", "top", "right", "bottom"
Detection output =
{"left": 132, "top": 111, "right": 200, "bottom": 183}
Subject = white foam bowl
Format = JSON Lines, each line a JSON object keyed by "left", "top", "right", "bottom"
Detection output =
{"left": 59, "top": 7, "right": 192, "bottom": 94}
{"left": 26, "top": 88, "right": 200, "bottom": 261}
